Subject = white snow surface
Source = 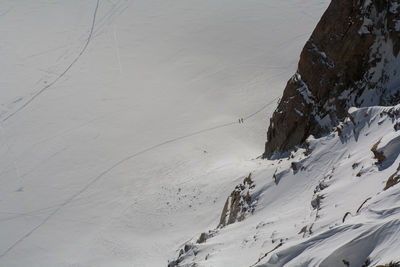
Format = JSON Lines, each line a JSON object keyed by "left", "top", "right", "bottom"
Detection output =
{"left": 11, "top": 0, "right": 398, "bottom": 266}
{"left": 176, "top": 105, "right": 400, "bottom": 267}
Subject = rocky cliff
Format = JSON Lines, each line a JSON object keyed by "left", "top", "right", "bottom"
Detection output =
{"left": 264, "top": 0, "right": 400, "bottom": 158}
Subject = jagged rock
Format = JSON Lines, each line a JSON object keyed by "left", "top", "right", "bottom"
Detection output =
{"left": 356, "top": 197, "right": 372, "bottom": 213}
{"left": 384, "top": 162, "right": 400, "bottom": 190}
{"left": 394, "top": 121, "right": 400, "bottom": 130}
{"left": 196, "top": 233, "right": 207, "bottom": 244}
{"left": 290, "top": 162, "right": 298, "bottom": 171}
{"left": 218, "top": 173, "right": 256, "bottom": 227}
{"left": 298, "top": 226, "right": 309, "bottom": 238}
{"left": 264, "top": 0, "right": 400, "bottom": 158}
{"left": 314, "top": 180, "right": 329, "bottom": 194}
{"left": 371, "top": 138, "right": 386, "bottom": 163}
{"left": 311, "top": 194, "right": 324, "bottom": 210}
{"left": 169, "top": 229, "right": 219, "bottom": 266}
{"left": 342, "top": 211, "right": 352, "bottom": 223}
{"left": 168, "top": 259, "right": 179, "bottom": 267}
{"left": 184, "top": 244, "right": 192, "bottom": 253}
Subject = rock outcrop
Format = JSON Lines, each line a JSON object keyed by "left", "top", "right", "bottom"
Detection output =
{"left": 264, "top": 0, "right": 400, "bottom": 158}
{"left": 218, "top": 173, "right": 256, "bottom": 227}
{"left": 384, "top": 162, "right": 400, "bottom": 190}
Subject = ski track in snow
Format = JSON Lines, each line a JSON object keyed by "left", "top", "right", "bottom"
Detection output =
{"left": 0, "top": 1, "right": 332, "bottom": 265}
{"left": 0, "top": 96, "right": 278, "bottom": 259}
{"left": 0, "top": 61, "right": 310, "bottom": 261}
{"left": 1, "top": 0, "right": 100, "bottom": 123}
{"left": 0, "top": 7, "right": 13, "bottom": 18}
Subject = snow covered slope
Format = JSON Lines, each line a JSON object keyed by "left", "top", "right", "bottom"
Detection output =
{"left": 168, "top": 1, "right": 400, "bottom": 266}
{"left": 171, "top": 105, "right": 400, "bottom": 267}
{"left": 0, "top": 0, "right": 329, "bottom": 266}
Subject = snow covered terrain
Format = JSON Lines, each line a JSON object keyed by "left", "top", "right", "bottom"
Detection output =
{"left": 173, "top": 105, "right": 400, "bottom": 266}
{"left": 0, "top": 1, "right": 330, "bottom": 266}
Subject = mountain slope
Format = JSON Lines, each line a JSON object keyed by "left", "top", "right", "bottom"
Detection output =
{"left": 264, "top": 0, "right": 400, "bottom": 158}
{"left": 170, "top": 105, "right": 400, "bottom": 267}
{"left": 169, "top": 0, "right": 400, "bottom": 266}
{"left": 0, "top": 0, "right": 329, "bottom": 266}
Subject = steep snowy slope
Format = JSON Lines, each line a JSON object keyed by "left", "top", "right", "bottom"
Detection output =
{"left": 171, "top": 105, "right": 400, "bottom": 267}
{"left": 0, "top": 0, "right": 329, "bottom": 266}
{"left": 169, "top": 1, "right": 400, "bottom": 266}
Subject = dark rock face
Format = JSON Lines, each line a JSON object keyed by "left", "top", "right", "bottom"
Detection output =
{"left": 264, "top": 0, "right": 400, "bottom": 158}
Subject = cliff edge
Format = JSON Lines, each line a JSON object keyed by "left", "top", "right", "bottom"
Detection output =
{"left": 264, "top": 0, "right": 400, "bottom": 158}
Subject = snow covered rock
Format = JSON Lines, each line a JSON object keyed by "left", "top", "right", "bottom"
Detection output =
{"left": 384, "top": 162, "right": 400, "bottom": 190}
{"left": 171, "top": 104, "right": 400, "bottom": 266}
{"left": 218, "top": 173, "right": 256, "bottom": 228}
{"left": 167, "top": 1, "right": 400, "bottom": 265}
{"left": 264, "top": 0, "right": 400, "bottom": 158}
